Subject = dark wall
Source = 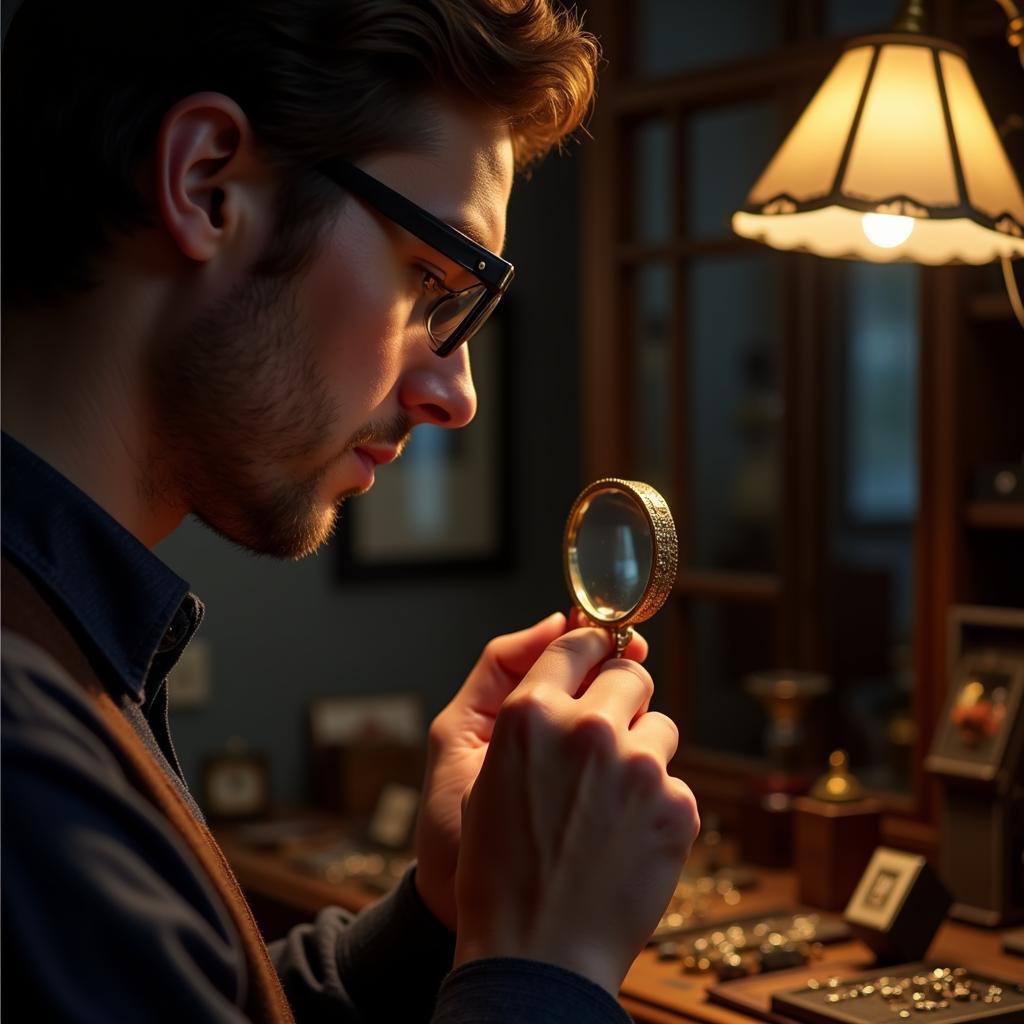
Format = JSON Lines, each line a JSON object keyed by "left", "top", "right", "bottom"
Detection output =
{"left": 157, "top": 149, "right": 585, "bottom": 803}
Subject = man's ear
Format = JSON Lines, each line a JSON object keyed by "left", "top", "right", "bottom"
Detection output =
{"left": 154, "top": 92, "right": 261, "bottom": 263}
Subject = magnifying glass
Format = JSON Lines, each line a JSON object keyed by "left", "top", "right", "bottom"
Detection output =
{"left": 563, "top": 478, "right": 678, "bottom": 658}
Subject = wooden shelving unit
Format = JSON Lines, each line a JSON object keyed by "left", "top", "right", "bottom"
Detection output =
{"left": 967, "top": 290, "right": 1016, "bottom": 323}
{"left": 964, "top": 501, "right": 1024, "bottom": 531}
{"left": 580, "top": 0, "right": 1024, "bottom": 854}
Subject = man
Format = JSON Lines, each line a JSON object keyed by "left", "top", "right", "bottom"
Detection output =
{"left": 1, "top": 0, "right": 700, "bottom": 1020}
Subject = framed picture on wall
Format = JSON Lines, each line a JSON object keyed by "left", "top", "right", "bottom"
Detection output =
{"left": 335, "top": 310, "right": 513, "bottom": 578}
{"left": 308, "top": 692, "right": 424, "bottom": 747}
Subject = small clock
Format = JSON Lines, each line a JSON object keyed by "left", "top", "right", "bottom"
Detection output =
{"left": 201, "top": 743, "right": 271, "bottom": 822}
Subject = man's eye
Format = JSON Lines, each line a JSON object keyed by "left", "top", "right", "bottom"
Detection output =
{"left": 418, "top": 269, "right": 444, "bottom": 295}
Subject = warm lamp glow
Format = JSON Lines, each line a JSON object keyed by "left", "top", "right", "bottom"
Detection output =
{"left": 862, "top": 213, "right": 915, "bottom": 249}
{"left": 732, "top": 33, "right": 1024, "bottom": 265}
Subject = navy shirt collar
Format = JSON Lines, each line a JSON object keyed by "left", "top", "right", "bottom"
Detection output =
{"left": 2, "top": 432, "right": 196, "bottom": 700}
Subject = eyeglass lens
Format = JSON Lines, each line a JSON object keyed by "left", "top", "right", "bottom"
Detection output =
{"left": 427, "top": 284, "right": 500, "bottom": 349}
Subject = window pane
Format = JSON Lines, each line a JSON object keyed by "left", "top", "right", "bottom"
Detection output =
{"left": 633, "top": 0, "right": 784, "bottom": 79}
{"left": 822, "top": 261, "right": 919, "bottom": 794}
{"left": 686, "top": 255, "right": 783, "bottom": 571}
{"left": 690, "top": 599, "right": 779, "bottom": 756}
{"left": 846, "top": 264, "right": 918, "bottom": 522}
{"left": 687, "top": 102, "right": 782, "bottom": 240}
{"left": 632, "top": 262, "right": 674, "bottom": 499}
{"left": 825, "top": 0, "right": 902, "bottom": 36}
{"left": 630, "top": 118, "right": 673, "bottom": 243}
{"left": 350, "top": 321, "right": 503, "bottom": 563}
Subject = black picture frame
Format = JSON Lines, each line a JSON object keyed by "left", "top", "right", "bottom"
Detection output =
{"left": 924, "top": 649, "right": 1024, "bottom": 783}
{"left": 335, "top": 307, "right": 514, "bottom": 579}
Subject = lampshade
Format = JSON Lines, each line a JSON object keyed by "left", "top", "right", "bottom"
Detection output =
{"left": 732, "top": 33, "right": 1024, "bottom": 264}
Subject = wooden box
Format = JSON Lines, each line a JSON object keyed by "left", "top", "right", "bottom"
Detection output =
{"left": 794, "top": 796, "right": 882, "bottom": 911}
{"left": 311, "top": 741, "right": 424, "bottom": 818}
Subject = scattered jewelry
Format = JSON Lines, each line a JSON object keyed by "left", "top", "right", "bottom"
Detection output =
{"left": 673, "top": 914, "right": 829, "bottom": 979}
{"left": 652, "top": 875, "right": 744, "bottom": 938}
{"left": 759, "top": 941, "right": 808, "bottom": 972}
{"left": 804, "top": 967, "right": 1021, "bottom": 1017}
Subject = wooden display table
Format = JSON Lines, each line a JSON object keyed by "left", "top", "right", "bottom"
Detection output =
{"left": 217, "top": 821, "right": 1024, "bottom": 1023}
{"left": 617, "top": 865, "right": 1023, "bottom": 1024}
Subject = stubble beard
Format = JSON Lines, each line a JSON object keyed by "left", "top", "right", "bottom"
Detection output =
{"left": 150, "top": 269, "right": 355, "bottom": 560}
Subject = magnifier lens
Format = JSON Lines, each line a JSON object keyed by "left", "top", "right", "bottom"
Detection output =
{"left": 564, "top": 478, "right": 677, "bottom": 658}
{"left": 572, "top": 490, "right": 652, "bottom": 621}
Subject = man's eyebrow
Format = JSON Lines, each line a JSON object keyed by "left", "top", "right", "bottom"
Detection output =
{"left": 446, "top": 215, "right": 504, "bottom": 256}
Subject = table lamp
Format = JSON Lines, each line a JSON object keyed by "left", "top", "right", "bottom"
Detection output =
{"left": 732, "top": 0, "right": 1024, "bottom": 320}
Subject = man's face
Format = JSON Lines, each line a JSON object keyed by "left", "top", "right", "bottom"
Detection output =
{"left": 153, "top": 102, "right": 514, "bottom": 559}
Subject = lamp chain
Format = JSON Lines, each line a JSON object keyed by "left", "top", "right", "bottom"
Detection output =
{"left": 992, "top": 0, "right": 1024, "bottom": 65}
{"left": 1001, "top": 256, "right": 1024, "bottom": 330}
{"left": 893, "top": 0, "right": 928, "bottom": 32}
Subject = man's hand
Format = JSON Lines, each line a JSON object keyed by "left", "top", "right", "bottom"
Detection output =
{"left": 453, "top": 627, "right": 699, "bottom": 995}
{"left": 413, "top": 613, "right": 647, "bottom": 930}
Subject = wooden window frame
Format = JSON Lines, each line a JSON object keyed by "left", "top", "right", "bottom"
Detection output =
{"left": 579, "top": 0, "right": 1010, "bottom": 855}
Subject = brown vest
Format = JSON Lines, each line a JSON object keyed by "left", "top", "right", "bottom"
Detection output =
{"left": 2, "top": 558, "right": 295, "bottom": 1024}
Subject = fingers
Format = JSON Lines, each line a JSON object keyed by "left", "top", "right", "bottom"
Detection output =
{"left": 579, "top": 659, "right": 654, "bottom": 724}
{"left": 660, "top": 775, "right": 701, "bottom": 854}
{"left": 460, "top": 613, "right": 568, "bottom": 714}
{"left": 567, "top": 607, "right": 589, "bottom": 631}
{"left": 621, "top": 630, "right": 649, "bottom": 664}
{"left": 520, "top": 627, "right": 615, "bottom": 697}
{"left": 627, "top": 711, "right": 679, "bottom": 766}
{"left": 567, "top": 609, "right": 649, "bottom": 664}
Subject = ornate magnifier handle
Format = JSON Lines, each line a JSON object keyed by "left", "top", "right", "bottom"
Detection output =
{"left": 612, "top": 625, "right": 634, "bottom": 658}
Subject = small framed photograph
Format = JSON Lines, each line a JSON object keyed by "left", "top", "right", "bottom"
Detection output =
{"left": 862, "top": 867, "right": 900, "bottom": 912}
{"left": 925, "top": 650, "right": 1024, "bottom": 782}
{"left": 367, "top": 783, "right": 420, "bottom": 850}
{"left": 202, "top": 749, "right": 271, "bottom": 822}
{"left": 844, "top": 846, "right": 951, "bottom": 962}
{"left": 845, "top": 847, "right": 923, "bottom": 932}
{"left": 307, "top": 692, "right": 424, "bottom": 748}
{"left": 334, "top": 312, "right": 512, "bottom": 577}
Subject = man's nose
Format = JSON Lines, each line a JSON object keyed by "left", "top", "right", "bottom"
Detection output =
{"left": 397, "top": 344, "right": 477, "bottom": 429}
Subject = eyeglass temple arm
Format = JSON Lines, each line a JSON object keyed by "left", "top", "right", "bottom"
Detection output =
{"left": 326, "top": 160, "right": 512, "bottom": 290}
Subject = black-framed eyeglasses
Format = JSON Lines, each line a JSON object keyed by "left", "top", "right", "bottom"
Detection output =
{"left": 318, "top": 159, "right": 514, "bottom": 358}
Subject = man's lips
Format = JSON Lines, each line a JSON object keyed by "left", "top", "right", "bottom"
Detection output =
{"left": 353, "top": 446, "right": 399, "bottom": 467}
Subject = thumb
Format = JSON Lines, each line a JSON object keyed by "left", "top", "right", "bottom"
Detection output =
{"left": 482, "top": 611, "right": 568, "bottom": 681}
{"left": 458, "top": 613, "right": 568, "bottom": 719}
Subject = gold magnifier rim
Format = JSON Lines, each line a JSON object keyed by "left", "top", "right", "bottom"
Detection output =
{"left": 563, "top": 477, "right": 678, "bottom": 628}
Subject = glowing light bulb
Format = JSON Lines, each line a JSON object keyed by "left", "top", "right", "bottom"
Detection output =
{"left": 862, "top": 213, "right": 915, "bottom": 249}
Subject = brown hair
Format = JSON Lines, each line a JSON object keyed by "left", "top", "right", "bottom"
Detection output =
{"left": 2, "top": 0, "right": 598, "bottom": 306}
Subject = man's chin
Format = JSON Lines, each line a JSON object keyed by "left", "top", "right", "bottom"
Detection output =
{"left": 285, "top": 498, "right": 348, "bottom": 560}
{"left": 194, "top": 495, "right": 349, "bottom": 561}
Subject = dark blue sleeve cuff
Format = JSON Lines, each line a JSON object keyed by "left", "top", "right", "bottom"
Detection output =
{"left": 434, "top": 957, "right": 633, "bottom": 1024}
{"left": 333, "top": 865, "right": 457, "bottom": 1021}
